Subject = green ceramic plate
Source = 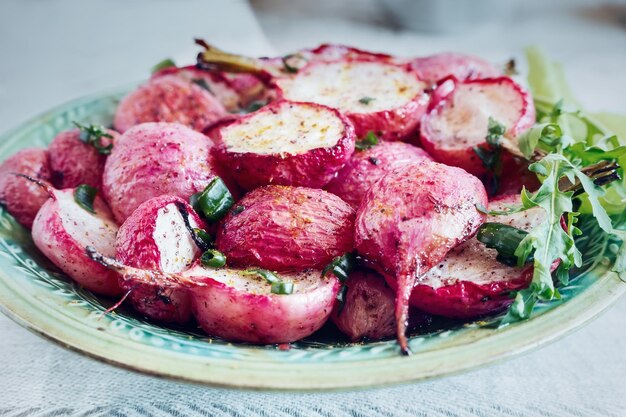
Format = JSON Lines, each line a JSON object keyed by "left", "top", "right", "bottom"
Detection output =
{"left": 0, "top": 88, "right": 624, "bottom": 391}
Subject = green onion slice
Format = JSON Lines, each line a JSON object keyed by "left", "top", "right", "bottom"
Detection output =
{"left": 476, "top": 222, "right": 533, "bottom": 266}
{"left": 73, "top": 184, "right": 98, "bottom": 214}
{"left": 190, "top": 177, "right": 234, "bottom": 223}
{"left": 201, "top": 249, "right": 226, "bottom": 268}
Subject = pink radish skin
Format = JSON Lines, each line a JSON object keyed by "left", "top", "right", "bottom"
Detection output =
{"left": 186, "top": 265, "right": 340, "bottom": 343}
{"left": 216, "top": 185, "right": 355, "bottom": 272}
{"left": 32, "top": 188, "right": 121, "bottom": 296}
{"left": 116, "top": 195, "right": 205, "bottom": 324}
{"left": 409, "top": 195, "right": 554, "bottom": 318}
{"left": 0, "top": 148, "right": 52, "bottom": 228}
{"left": 276, "top": 59, "right": 429, "bottom": 141}
{"left": 102, "top": 122, "right": 221, "bottom": 224}
{"left": 48, "top": 128, "right": 118, "bottom": 189}
{"left": 420, "top": 77, "right": 536, "bottom": 177}
{"left": 410, "top": 53, "right": 500, "bottom": 85}
{"left": 331, "top": 269, "right": 397, "bottom": 341}
{"left": 113, "top": 75, "right": 227, "bottom": 133}
{"left": 325, "top": 141, "right": 432, "bottom": 209}
{"left": 209, "top": 100, "right": 356, "bottom": 190}
{"left": 355, "top": 161, "right": 488, "bottom": 352}
{"left": 152, "top": 65, "right": 262, "bottom": 112}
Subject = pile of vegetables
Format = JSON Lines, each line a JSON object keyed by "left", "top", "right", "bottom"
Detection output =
{"left": 0, "top": 41, "right": 623, "bottom": 354}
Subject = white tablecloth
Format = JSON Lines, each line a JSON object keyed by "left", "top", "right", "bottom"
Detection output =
{"left": 1, "top": 1, "right": 625, "bottom": 416}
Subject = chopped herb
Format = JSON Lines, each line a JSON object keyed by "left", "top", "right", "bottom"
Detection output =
{"left": 231, "top": 205, "right": 245, "bottom": 215}
{"left": 504, "top": 58, "right": 518, "bottom": 76}
{"left": 243, "top": 269, "right": 293, "bottom": 295}
{"left": 72, "top": 122, "right": 114, "bottom": 155}
{"left": 359, "top": 96, "right": 375, "bottom": 105}
{"left": 190, "top": 177, "right": 234, "bottom": 223}
{"left": 73, "top": 184, "right": 98, "bottom": 214}
{"left": 240, "top": 101, "right": 267, "bottom": 114}
{"left": 355, "top": 131, "right": 380, "bottom": 151}
{"left": 368, "top": 157, "right": 381, "bottom": 166}
{"left": 200, "top": 249, "right": 226, "bottom": 268}
{"left": 191, "top": 78, "right": 212, "bottom": 92}
{"left": 151, "top": 58, "right": 176, "bottom": 74}
{"left": 281, "top": 53, "right": 307, "bottom": 73}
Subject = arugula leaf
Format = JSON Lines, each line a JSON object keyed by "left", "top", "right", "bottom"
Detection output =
{"left": 355, "top": 132, "right": 379, "bottom": 151}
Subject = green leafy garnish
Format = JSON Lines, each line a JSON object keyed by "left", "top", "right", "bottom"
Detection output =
{"left": 190, "top": 178, "right": 234, "bottom": 223}
{"left": 151, "top": 58, "right": 176, "bottom": 74}
{"left": 72, "top": 122, "right": 114, "bottom": 155}
{"left": 488, "top": 47, "right": 626, "bottom": 325}
{"left": 358, "top": 96, "right": 375, "bottom": 105}
{"left": 73, "top": 184, "right": 98, "bottom": 214}
{"left": 243, "top": 269, "right": 294, "bottom": 295}
{"left": 355, "top": 132, "right": 379, "bottom": 151}
{"left": 200, "top": 249, "right": 226, "bottom": 268}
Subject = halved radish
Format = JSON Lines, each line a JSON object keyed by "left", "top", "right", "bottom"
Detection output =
{"left": 115, "top": 195, "right": 205, "bottom": 324}
{"left": 209, "top": 100, "right": 355, "bottom": 190}
{"left": 276, "top": 60, "right": 429, "bottom": 141}
{"left": 216, "top": 185, "right": 355, "bottom": 271}
{"left": 409, "top": 195, "right": 549, "bottom": 318}
{"left": 330, "top": 269, "right": 396, "bottom": 341}
{"left": 410, "top": 53, "right": 500, "bottom": 85}
{"left": 152, "top": 65, "right": 267, "bottom": 113}
{"left": 0, "top": 148, "right": 51, "bottom": 228}
{"left": 185, "top": 264, "right": 340, "bottom": 343}
{"left": 325, "top": 141, "right": 432, "bottom": 209}
{"left": 102, "top": 122, "right": 221, "bottom": 224}
{"left": 48, "top": 127, "right": 118, "bottom": 189}
{"left": 420, "top": 77, "right": 535, "bottom": 177}
{"left": 32, "top": 187, "right": 121, "bottom": 296}
{"left": 113, "top": 75, "right": 227, "bottom": 133}
{"left": 355, "top": 161, "right": 488, "bottom": 352}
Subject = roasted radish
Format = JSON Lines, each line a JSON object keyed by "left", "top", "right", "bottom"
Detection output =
{"left": 410, "top": 53, "right": 500, "bottom": 85}
{"left": 186, "top": 265, "right": 340, "bottom": 343}
{"left": 113, "top": 75, "right": 227, "bottom": 133}
{"left": 276, "top": 60, "right": 429, "bottom": 141}
{"left": 216, "top": 185, "right": 355, "bottom": 271}
{"left": 0, "top": 148, "right": 52, "bottom": 228}
{"left": 410, "top": 195, "right": 550, "bottom": 318}
{"left": 420, "top": 77, "right": 535, "bottom": 177}
{"left": 355, "top": 161, "right": 487, "bottom": 352}
{"left": 115, "top": 195, "right": 205, "bottom": 324}
{"left": 209, "top": 100, "right": 355, "bottom": 190}
{"left": 48, "top": 125, "right": 118, "bottom": 189}
{"left": 325, "top": 140, "right": 432, "bottom": 209}
{"left": 32, "top": 186, "right": 121, "bottom": 296}
{"left": 102, "top": 122, "right": 220, "bottom": 223}
{"left": 331, "top": 269, "right": 396, "bottom": 341}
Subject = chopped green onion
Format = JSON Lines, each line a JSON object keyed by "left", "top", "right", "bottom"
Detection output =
{"left": 355, "top": 132, "right": 379, "bottom": 152}
{"left": 151, "top": 58, "right": 176, "bottom": 74}
{"left": 231, "top": 205, "right": 245, "bottom": 215}
{"left": 242, "top": 268, "right": 293, "bottom": 295}
{"left": 74, "top": 184, "right": 98, "bottom": 214}
{"left": 190, "top": 177, "right": 234, "bottom": 223}
{"left": 476, "top": 222, "right": 533, "bottom": 266}
{"left": 193, "top": 228, "right": 213, "bottom": 252}
{"left": 270, "top": 281, "right": 294, "bottom": 295}
{"left": 322, "top": 253, "right": 355, "bottom": 282}
{"left": 200, "top": 249, "right": 226, "bottom": 268}
{"left": 72, "top": 122, "right": 114, "bottom": 155}
{"left": 281, "top": 53, "right": 307, "bottom": 73}
{"left": 358, "top": 96, "right": 375, "bottom": 105}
